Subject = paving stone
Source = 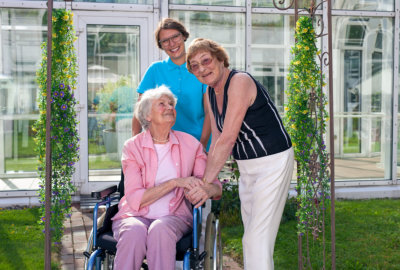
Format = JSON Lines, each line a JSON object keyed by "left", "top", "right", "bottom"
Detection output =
{"left": 72, "top": 233, "right": 87, "bottom": 243}
{"left": 61, "top": 254, "right": 74, "bottom": 264}
{"left": 74, "top": 252, "right": 86, "bottom": 259}
{"left": 71, "top": 211, "right": 82, "bottom": 218}
{"left": 74, "top": 241, "right": 88, "bottom": 251}
{"left": 71, "top": 218, "right": 83, "bottom": 226}
{"left": 75, "top": 258, "right": 85, "bottom": 269}
{"left": 63, "top": 226, "right": 71, "bottom": 235}
{"left": 72, "top": 229, "right": 87, "bottom": 236}
{"left": 62, "top": 240, "right": 73, "bottom": 249}
{"left": 61, "top": 246, "right": 73, "bottom": 256}
{"left": 61, "top": 263, "right": 75, "bottom": 270}
{"left": 62, "top": 234, "right": 72, "bottom": 242}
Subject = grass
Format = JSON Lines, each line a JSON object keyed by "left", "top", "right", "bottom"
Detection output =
{"left": 5, "top": 157, "right": 38, "bottom": 172}
{"left": 221, "top": 199, "right": 400, "bottom": 269}
{"left": 0, "top": 207, "right": 60, "bottom": 270}
{"left": 89, "top": 155, "right": 121, "bottom": 169}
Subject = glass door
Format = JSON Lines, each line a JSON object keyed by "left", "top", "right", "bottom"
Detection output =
{"left": 76, "top": 12, "right": 152, "bottom": 193}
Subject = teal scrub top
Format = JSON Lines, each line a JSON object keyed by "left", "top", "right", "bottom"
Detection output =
{"left": 137, "top": 57, "right": 207, "bottom": 141}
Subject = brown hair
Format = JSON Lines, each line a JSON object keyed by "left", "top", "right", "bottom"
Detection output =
{"left": 186, "top": 38, "right": 230, "bottom": 73}
{"left": 155, "top": 18, "right": 189, "bottom": 49}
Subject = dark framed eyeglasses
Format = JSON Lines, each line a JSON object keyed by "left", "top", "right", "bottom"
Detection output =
{"left": 159, "top": 32, "right": 183, "bottom": 47}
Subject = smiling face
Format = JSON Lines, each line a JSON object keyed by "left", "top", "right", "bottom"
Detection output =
{"left": 189, "top": 50, "right": 226, "bottom": 88}
{"left": 147, "top": 95, "right": 176, "bottom": 128}
{"left": 159, "top": 29, "right": 186, "bottom": 64}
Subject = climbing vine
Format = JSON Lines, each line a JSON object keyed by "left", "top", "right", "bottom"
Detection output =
{"left": 33, "top": 9, "right": 79, "bottom": 244}
{"left": 284, "top": 16, "right": 330, "bottom": 238}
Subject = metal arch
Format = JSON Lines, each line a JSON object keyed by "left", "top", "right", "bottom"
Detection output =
{"left": 271, "top": 0, "right": 335, "bottom": 269}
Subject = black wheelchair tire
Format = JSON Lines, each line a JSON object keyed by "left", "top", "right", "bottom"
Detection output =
{"left": 204, "top": 213, "right": 223, "bottom": 270}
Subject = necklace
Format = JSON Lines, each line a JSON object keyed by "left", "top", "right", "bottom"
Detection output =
{"left": 152, "top": 137, "right": 169, "bottom": 143}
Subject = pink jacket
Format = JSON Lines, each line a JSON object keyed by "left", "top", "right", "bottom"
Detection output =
{"left": 112, "top": 129, "right": 221, "bottom": 225}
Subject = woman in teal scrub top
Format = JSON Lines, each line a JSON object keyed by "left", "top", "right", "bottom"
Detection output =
{"left": 132, "top": 18, "right": 210, "bottom": 149}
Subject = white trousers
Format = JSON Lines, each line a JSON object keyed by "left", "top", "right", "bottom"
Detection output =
{"left": 237, "top": 148, "right": 294, "bottom": 270}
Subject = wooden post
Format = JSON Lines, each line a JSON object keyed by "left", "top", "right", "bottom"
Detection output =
{"left": 45, "top": 0, "right": 53, "bottom": 269}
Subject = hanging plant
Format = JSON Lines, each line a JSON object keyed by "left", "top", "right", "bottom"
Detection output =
{"left": 284, "top": 16, "right": 330, "bottom": 237}
{"left": 33, "top": 9, "right": 79, "bottom": 244}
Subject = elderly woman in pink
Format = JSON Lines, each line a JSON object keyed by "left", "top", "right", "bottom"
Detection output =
{"left": 111, "top": 85, "right": 222, "bottom": 270}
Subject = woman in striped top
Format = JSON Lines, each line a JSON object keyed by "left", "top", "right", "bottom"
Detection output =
{"left": 185, "top": 38, "right": 294, "bottom": 270}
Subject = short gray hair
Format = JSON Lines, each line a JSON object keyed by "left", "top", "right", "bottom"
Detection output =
{"left": 134, "top": 85, "right": 177, "bottom": 130}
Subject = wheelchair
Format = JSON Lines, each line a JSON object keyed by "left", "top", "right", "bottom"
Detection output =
{"left": 83, "top": 171, "right": 223, "bottom": 270}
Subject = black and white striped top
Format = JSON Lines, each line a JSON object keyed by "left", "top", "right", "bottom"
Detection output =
{"left": 209, "top": 70, "right": 292, "bottom": 160}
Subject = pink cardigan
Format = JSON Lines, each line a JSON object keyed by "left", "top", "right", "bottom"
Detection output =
{"left": 112, "top": 129, "right": 221, "bottom": 225}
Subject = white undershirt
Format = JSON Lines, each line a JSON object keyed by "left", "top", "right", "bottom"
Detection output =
{"left": 144, "top": 143, "right": 177, "bottom": 219}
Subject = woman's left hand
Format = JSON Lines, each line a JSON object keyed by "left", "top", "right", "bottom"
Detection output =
{"left": 176, "top": 176, "right": 204, "bottom": 190}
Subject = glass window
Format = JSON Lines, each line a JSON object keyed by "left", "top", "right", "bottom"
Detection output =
{"left": 333, "top": 16, "right": 393, "bottom": 180}
{"left": 252, "top": 0, "right": 316, "bottom": 9}
{"left": 170, "top": 0, "right": 244, "bottom": 6}
{"left": 66, "top": 0, "right": 153, "bottom": 3}
{"left": 252, "top": 0, "right": 393, "bottom": 11}
{"left": 397, "top": 24, "right": 400, "bottom": 180}
{"left": 0, "top": 9, "right": 47, "bottom": 177}
{"left": 332, "top": 0, "right": 394, "bottom": 12}
{"left": 28, "top": 0, "right": 153, "bottom": 2}
{"left": 86, "top": 25, "right": 140, "bottom": 180}
{"left": 251, "top": 14, "right": 295, "bottom": 113}
{"left": 170, "top": 11, "right": 245, "bottom": 71}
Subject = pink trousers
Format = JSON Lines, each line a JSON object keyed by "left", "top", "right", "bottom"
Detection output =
{"left": 112, "top": 215, "right": 191, "bottom": 270}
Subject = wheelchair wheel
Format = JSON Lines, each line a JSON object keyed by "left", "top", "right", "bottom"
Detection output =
{"left": 204, "top": 212, "right": 223, "bottom": 270}
{"left": 84, "top": 228, "right": 94, "bottom": 270}
{"left": 84, "top": 211, "right": 106, "bottom": 270}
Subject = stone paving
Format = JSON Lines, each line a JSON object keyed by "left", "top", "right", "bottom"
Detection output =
{"left": 61, "top": 203, "right": 243, "bottom": 270}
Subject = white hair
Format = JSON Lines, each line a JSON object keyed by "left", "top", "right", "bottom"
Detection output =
{"left": 134, "top": 85, "right": 177, "bottom": 130}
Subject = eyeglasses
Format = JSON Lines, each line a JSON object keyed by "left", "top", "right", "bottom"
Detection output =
{"left": 189, "top": 57, "right": 213, "bottom": 73}
{"left": 159, "top": 32, "right": 183, "bottom": 47}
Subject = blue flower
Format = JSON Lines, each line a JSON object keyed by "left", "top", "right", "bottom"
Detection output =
{"left": 54, "top": 91, "right": 59, "bottom": 97}
{"left": 59, "top": 83, "right": 65, "bottom": 89}
{"left": 64, "top": 127, "right": 70, "bottom": 132}
{"left": 60, "top": 91, "right": 65, "bottom": 98}
{"left": 61, "top": 104, "right": 67, "bottom": 110}
{"left": 68, "top": 143, "right": 74, "bottom": 149}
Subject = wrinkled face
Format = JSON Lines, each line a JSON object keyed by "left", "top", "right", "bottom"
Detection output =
{"left": 159, "top": 29, "right": 186, "bottom": 62}
{"left": 189, "top": 50, "right": 224, "bottom": 88}
{"left": 147, "top": 95, "right": 176, "bottom": 127}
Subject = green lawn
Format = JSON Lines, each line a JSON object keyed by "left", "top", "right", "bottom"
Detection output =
{"left": 0, "top": 207, "right": 60, "bottom": 270}
{"left": 1, "top": 200, "right": 399, "bottom": 269}
{"left": 221, "top": 199, "right": 400, "bottom": 269}
{"left": 5, "top": 157, "right": 38, "bottom": 172}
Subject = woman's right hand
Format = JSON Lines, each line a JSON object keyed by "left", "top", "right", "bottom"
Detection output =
{"left": 175, "top": 176, "right": 204, "bottom": 190}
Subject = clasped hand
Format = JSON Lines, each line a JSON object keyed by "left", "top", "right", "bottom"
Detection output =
{"left": 176, "top": 176, "right": 211, "bottom": 208}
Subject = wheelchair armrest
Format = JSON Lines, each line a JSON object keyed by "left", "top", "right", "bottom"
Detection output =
{"left": 91, "top": 185, "right": 118, "bottom": 200}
